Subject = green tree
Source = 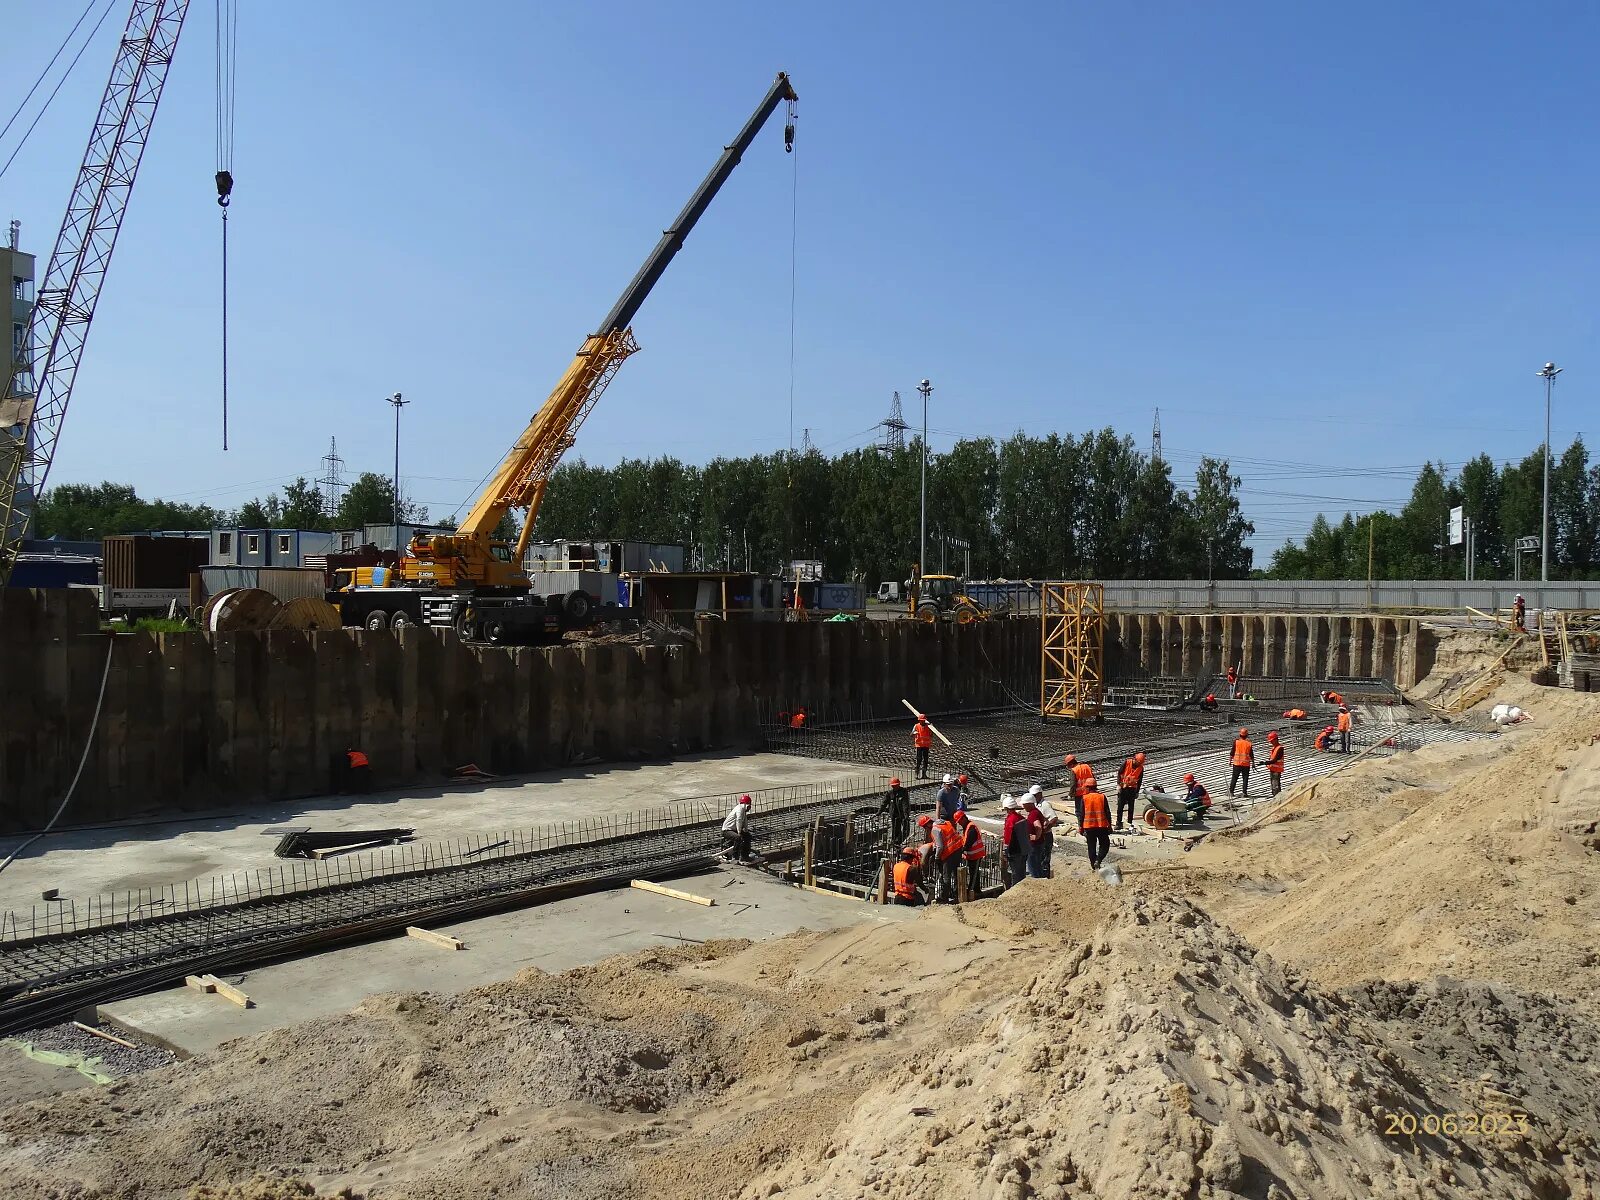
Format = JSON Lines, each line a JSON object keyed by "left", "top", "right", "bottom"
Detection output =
{"left": 1180, "top": 457, "right": 1253, "bottom": 579}
{"left": 337, "top": 472, "right": 423, "bottom": 530}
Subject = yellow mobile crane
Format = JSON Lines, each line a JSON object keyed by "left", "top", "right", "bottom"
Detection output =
{"left": 338, "top": 73, "right": 797, "bottom": 643}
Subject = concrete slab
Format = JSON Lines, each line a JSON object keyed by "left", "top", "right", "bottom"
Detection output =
{"left": 0, "top": 750, "right": 870, "bottom": 914}
{"left": 100, "top": 866, "right": 915, "bottom": 1057}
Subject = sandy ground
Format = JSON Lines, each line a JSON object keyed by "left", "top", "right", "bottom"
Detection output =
{"left": 2, "top": 629, "right": 1597, "bottom": 1200}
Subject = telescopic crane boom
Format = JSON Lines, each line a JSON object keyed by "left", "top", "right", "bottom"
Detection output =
{"left": 405, "top": 72, "right": 797, "bottom": 606}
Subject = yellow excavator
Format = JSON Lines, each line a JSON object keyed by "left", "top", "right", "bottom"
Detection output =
{"left": 335, "top": 73, "right": 797, "bottom": 643}
{"left": 907, "top": 567, "right": 993, "bottom": 625}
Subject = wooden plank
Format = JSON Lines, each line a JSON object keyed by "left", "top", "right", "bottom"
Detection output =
{"left": 307, "top": 838, "right": 393, "bottom": 860}
{"left": 406, "top": 925, "right": 466, "bottom": 950}
{"left": 799, "top": 882, "right": 864, "bottom": 902}
{"left": 902, "top": 698, "right": 954, "bottom": 746}
{"left": 629, "top": 879, "right": 715, "bottom": 907}
{"left": 209, "top": 978, "right": 253, "bottom": 1008}
{"left": 72, "top": 1021, "right": 136, "bottom": 1050}
{"left": 184, "top": 974, "right": 216, "bottom": 994}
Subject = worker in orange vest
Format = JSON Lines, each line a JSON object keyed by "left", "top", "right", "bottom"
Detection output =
{"left": 891, "top": 847, "right": 925, "bottom": 906}
{"left": 1282, "top": 707, "right": 1307, "bottom": 720}
{"left": 1337, "top": 705, "right": 1353, "bottom": 753}
{"left": 1263, "top": 731, "right": 1285, "bottom": 796}
{"left": 1512, "top": 594, "right": 1526, "bottom": 632}
{"left": 912, "top": 716, "right": 934, "bottom": 780}
{"left": 1320, "top": 689, "right": 1344, "bottom": 706}
{"left": 1064, "top": 755, "right": 1095, "bottom": 827}
{"left": 1229, "top": 729, "right": 1254, "bottom": 798}
{"left": 789, "top": 707, "right": 807, "bottom": 730}
{"left": 1226, "top": 664, "right": 1239, "bottom": 699}
{"left": 933, "top": 815, "right": 963, "bottom": 903}
{"left": 1116, "top": 751, "right": 1145, "bottom": 831}
{"left": 1080, "top": 783, "right": 1112, "bottom": 869}
{"left": 342, "top": 748, "right": 372, "bottom": 794}
{"left": 956, "top": 810, "right": 986, "bottom": 899}
{"left": 1314, "top": 725, "right": 1335, "bottom": 752}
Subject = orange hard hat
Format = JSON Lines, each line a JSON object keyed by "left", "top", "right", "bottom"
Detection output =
{"left": 890, "top": 777, "right": 900, "bottom": 786}
{"left": 953, "top": 810, "right": 969, "bottom": 824}
{"left": 902, "top": 847, "right": 920, "bottom": 859}
{"left": 958, "top": 773, "right": 969, "bottom": 784}
{"left": 917, "top": 814, "right": 933, "bottom": 827}
{"left": 1063, "top": 754, "right": 1077, "bottom": 766}
{"left": 1184, "top": 773, "right": 1196, "bottom": 784}
{"left": 1134, "top": 751, "right": 1145, "bottom": 762}
{"left": 1267, "top": 731, "right": 1279, "bottom": 742}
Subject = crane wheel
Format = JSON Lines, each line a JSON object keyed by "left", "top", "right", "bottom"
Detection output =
{"left": 364, "top": 610, "right": 390, "bottom": 633}
{"left": 564, "top": 590, "right": 593, "bottom": 625}
{"left": 453, "top": 610, "right": 476, "bottom": 642}
{"left": 1144, "top": 809, "right": 1173, "bottom": 830}
{"left": 914, "top": 602, "right": 940, "bottom": 624}
{"left": 484, "top": 619, "right": 509, "bottom": 644}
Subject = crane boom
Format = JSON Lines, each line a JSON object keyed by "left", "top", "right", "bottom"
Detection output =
{"left": 0, "top": 0, "right": 191, "bottom": 586}
{"left": 421, "top": 72, "right": 797, "bottom": 591}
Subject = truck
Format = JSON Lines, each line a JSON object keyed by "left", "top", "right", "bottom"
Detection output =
{"left": 875, "top": 581, "right": 903, "bottom": 604}
{"left": 337, "top": 73, "right": 799, "bottom": 644}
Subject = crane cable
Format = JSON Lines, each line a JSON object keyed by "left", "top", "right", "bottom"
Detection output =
{"left": 0, "top": 0, "right": 117, "bottom": 186}
{"left": 214, "top": 0, "right": 238, "bottom": 450}
{"left": 783, "top": 98, "right": 798, "bottom": 577}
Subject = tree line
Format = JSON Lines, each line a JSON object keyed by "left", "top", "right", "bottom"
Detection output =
{"left": 33, "top": 473, "right": 424, "bottom": 541}
{"left": 529, "top": 433, "right": 1255, "bottom": 583}
{"left": 1266, "top": 439, "right": 1600, "bottom": 581}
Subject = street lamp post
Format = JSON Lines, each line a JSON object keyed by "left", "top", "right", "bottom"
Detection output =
{"left": 386, "top": 392, "right": 408, "bottom": 552}
{"left": 917, "top": 378, "right": 932, "bottom": 580}
{"left": 1536, "top": 362, "right": 1561, "bottom": 583}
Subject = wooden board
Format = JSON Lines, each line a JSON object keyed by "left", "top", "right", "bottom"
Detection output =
{"left": 185, "top": 973, "right": 252, "bottom": 1007}
{"left": 902, "top": 698, "right": 954, "bottom": 746}
{"left": 307, "top": 838, "right": 394, "bottom": 859}
{"left": 406, "top": 925, "right": 465, "bottom": 951}
{"left": 629, "top": 879, "right": 715, "bottom": 907}
{"left": 72, "top": 1021, "right": 136, "bottom": 1050}
{"left": 184, "top": 974, "right": 216, "bottom": 994}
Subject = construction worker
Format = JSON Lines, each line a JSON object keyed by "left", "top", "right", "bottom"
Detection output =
{"left": 1282, "top": 707, "right": 1308, "bottom": 720}
{"left": 1226, "top": 664, "right": 1240, "bottom": 699}
{"left": 913, "top": 814, "right": 937, "bottom": 868}
{"left": 936, "top": 774, "right": 964, "bottom": 821}
{"left": 1022, "top": 792, "right": 1053, "bottom": 879}
{"left": 1080, "top": 781, "right": 1112, "bottom": 869}
{"left": 1116, "top": 751, "right": 1145, "bottom": 831}
{"left": 933, "top": 813, "right": 963, "bottom": 902}
{"left": 1028, "top": 783, "right": 1059, "bottom": 877}
{"left": 877, "top": 777, "right": 911, "bottom": 845}
{"left": 1337, "top": 705, "right": 1353, "bottom": 753}
{"left": 891, "top": 847, "right": 925, "bottom": 906}
{"left": 342, "top": 748, "right": 372, "bottom": 794}
{"left": 1320, "top": 689, "right": 1344, "bottom": 706}
{"left": 1229, "top": 728, "right": 1254, "bottom": 798}
{"left": 1513, "top": 594, "right": 1527, "bottom": 632}
{"left": 957, "top": 810, "right": 986, "bottom": 898}
{"left": 1314, "top": 725, "right": 1336, "bottom": 752}
{"left": 1198, "top": 693, "right": 1219, "bottom": 713}
{"left": 1064, "top": 755, "right": 1095, "bottom": 827}
{"left": 789, "top": 707, "right": 807, "bottom": 730}
{"left": 1000, "top": 796, "right": 1029, "bottom": 888}
{"left": 957, "top": 773, "right": 972, "bottom": 809}
{"left": 912, "top": 716, "right": 934, "bottom": 780}
{"left": 1264, "top": 731, "right": 1285, "bottom": 796}
{"left": 720, "top": 794, "right": 754, "bottom": 861}
{"left": 1183, "top": 773, "right": 1211, "bottom": 818}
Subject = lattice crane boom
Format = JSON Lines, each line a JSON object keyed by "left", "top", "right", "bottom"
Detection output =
{"left": 0, "top": 0, "right": 192, "bottom": 585}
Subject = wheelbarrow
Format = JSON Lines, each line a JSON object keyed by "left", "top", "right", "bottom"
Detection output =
{"left": 1140, "top": 790, "right": 1209, "bottom": 830}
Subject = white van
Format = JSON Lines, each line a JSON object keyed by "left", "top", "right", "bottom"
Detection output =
{"left": 876, "top": 581, "right": 903, "bottom": 603}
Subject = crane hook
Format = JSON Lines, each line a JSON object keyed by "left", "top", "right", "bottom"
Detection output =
{"left": 784, "top": 99, "right": 796, "bottom": 153}
{"left": 215, "top": 169, "right": 234, "bottom": 207}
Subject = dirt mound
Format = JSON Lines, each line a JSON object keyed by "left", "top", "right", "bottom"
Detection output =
{"left": 747, "top": 887, "right": 1600, "bottom": 1200}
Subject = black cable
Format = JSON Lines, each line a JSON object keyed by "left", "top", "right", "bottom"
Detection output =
{"left": 0, "top": 0, "right": 118, "bottom": 185}
{"left": 0, "top": 0, "right": 99, "bottom": 150}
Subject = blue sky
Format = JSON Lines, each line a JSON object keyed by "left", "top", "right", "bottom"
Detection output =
{"left": 5, "top": 0, "right": 1596, "bottom": 558}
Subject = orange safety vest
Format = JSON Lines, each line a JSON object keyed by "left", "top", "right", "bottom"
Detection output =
{"left": 914, "top": 722, "right": 933, "bottom": 748}
{"left": 962, "top": 823, "right": 987, "bottom": 860}
{"left": 1325, "top": 691, "right": 1344, "bottom": 705}
{"left": 1265, "top": 743, "right": 1285, "bottom": 773}
{"left": 1072, "top": 762, "right": 1095, "bottom": 796}
{"left": 936, "top": 820, "right": 963, "bottom": 860}
{"left": 1231, "top": 738, "right": 1253, "bottom": 767}
{"left": 1314, "top": 728, "right": 1332, "bottom": 750}
{"left": 892, "top": 860, "right": 918, "bottom": 901}
{"left": 790, "top": 711, "right": 806, "bottom": 729}
{"left": 1283, "top": 708, "right": 1307, "bottom": 720}
{"left": 1080, "top": 791, "right": 1111, "bottom": 831}
{"left": 1119, "top": 758, "right": 1143, "bottom": 790}
{"left": 347, "top": 750, "right": 369, "bottom": 769}
{"left": 1337, "top": 711, "right": 1352, "bottom": 732}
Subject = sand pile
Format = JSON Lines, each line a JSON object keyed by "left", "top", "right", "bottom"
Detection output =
{"left": 746, "top": 885, "right": 1600, "bottom": 1200}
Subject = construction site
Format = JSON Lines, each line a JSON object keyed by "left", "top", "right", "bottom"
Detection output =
{"left": 4, "top": 5, "right": 1600, "bottom": 1200}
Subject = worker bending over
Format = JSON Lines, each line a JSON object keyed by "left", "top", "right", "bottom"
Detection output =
{"left": 912, "top": 716, "right": 933, "bottom": 780}
{"left": 1183, "top": 774, "right": 1212, "bottom": 818}
{"left": 1264, "top": 730, "right": 1285, "bottom": 796}
{"left": 878, "top": 777, "right": 911, "bottom": 845}
{"left": 1080, "top": 781, "right": 1112, "bottom": 869}
{"left": 891, "top": 847, "right": 926, "bottom": 906}
{"left": 720, "top": 794, "right": 754, "bottom": 861}
{"left": 1116, "top": 751, "right": 1145, "bottom": 831}
{"left": 1282, "top": 707, "right": 1307, "bottom": 720}
{"left": 1314, "top": 725, "right": 1336, "bottom": 752}
{"left": 1229, "top": 728, "right": 1254, "bottom": 798}
{"left": 1198, "top": 692, "right": 1219, "bottom": 713}
{"left": 958, "top": 810, "right": 986, "bottom": 898}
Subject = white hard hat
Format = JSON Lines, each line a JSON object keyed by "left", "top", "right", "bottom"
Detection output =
{"left": 942, "top": 773, "right": 954, "bottom": 784}
{"left": 1001, "top": 794, "right": 1018, "bottom": 809}
{"left": 1029, "top": 784, "right": 1044, "bottom": 796}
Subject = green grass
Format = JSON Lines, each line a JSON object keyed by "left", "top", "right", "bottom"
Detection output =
{"left": 102, "top": 616, "right": 196, "bottom": 634}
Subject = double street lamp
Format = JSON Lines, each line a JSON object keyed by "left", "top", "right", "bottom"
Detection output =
{"left": 1536, "top": 362, "right": 1561, "bottom": 584}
